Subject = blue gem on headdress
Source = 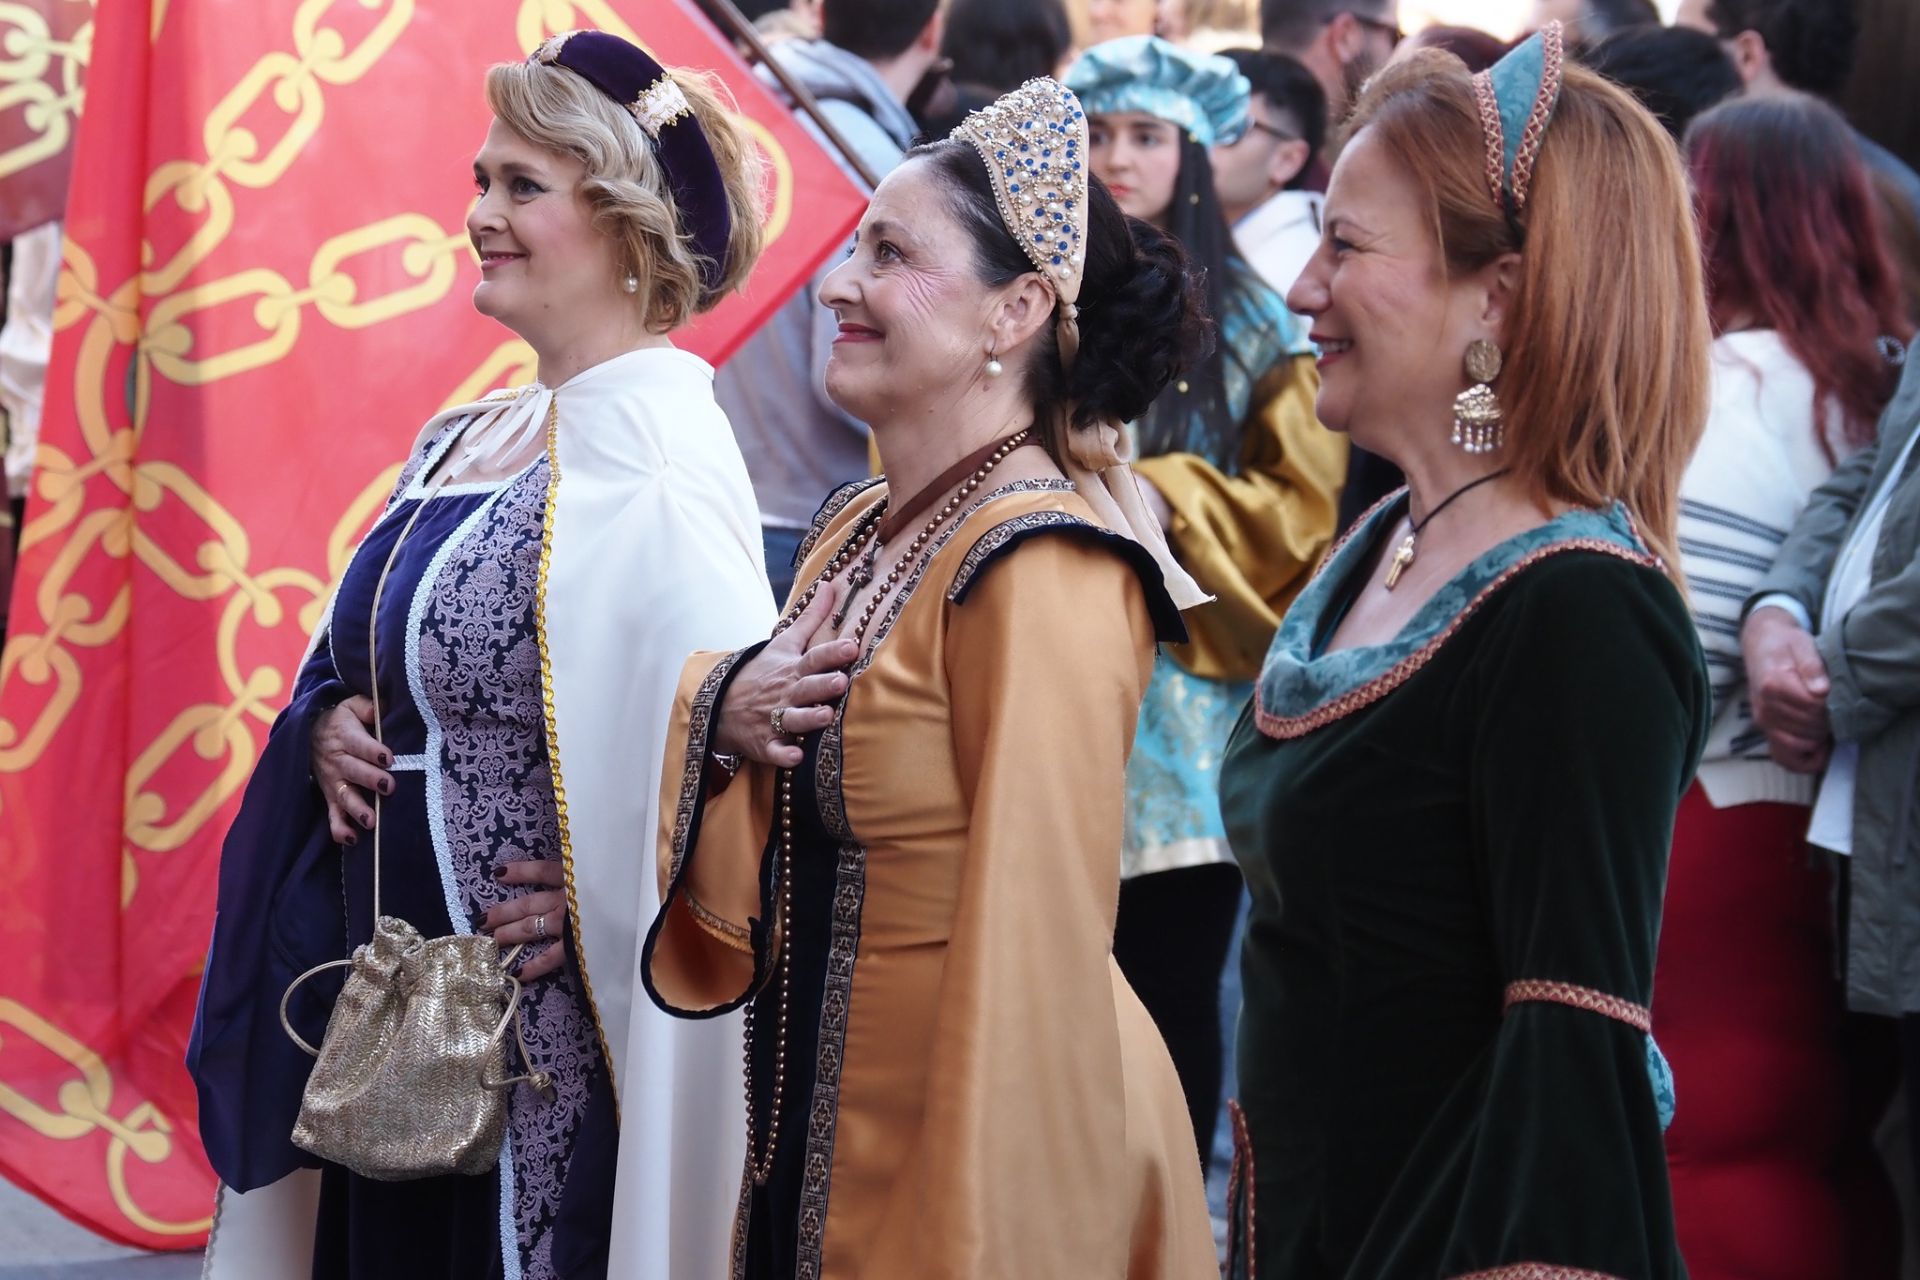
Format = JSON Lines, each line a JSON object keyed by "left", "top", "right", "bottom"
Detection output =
{"left": 1010, "top": 182, "right": 1021, "bottom": 192}
{"left": 1051, "top": 254, "right": 1063, "bottom": 264}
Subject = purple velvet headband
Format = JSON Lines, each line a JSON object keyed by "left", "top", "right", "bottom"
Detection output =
{"left": 532, "top": 29, "right": 732, "bottom": 292}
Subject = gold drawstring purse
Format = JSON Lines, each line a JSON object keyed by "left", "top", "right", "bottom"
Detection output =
{"left": 278, "top": 455, "right": 552, "bottom": 1182}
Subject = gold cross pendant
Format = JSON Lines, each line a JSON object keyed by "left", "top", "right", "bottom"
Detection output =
{"left": 1383, "top": 534, "right": 1416, "bottom": 590}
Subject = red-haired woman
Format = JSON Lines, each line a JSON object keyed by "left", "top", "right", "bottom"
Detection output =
{"left": 1656, "top": 91, "right": 1911, "bottom": 1280}
{"left": 1221, "top": 24, "right": 1712, "bottom": 1278}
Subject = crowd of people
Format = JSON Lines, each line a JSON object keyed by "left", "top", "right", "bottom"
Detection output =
{"left": 178, "top": 1, "right": 1920, "bottom": 1277}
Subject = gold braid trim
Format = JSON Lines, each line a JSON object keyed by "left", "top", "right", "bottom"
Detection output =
{"left": 685, "top": 888, "right": 754, "bottom": 954}
{"left": 1508, "top": 23, "right": 1564, "bottom": 214}
{"left": 1470, "top": 69, "right": 1507, "bottom": 213}
{"left": 535, "top": 398, "right": 620, "bottom": 1106}
{"left": 1503, "top": 980, "right": 1651, "bottom": 1033}
{"left": 1451, "top": 1267, "right": 1623, "bottom": 1279}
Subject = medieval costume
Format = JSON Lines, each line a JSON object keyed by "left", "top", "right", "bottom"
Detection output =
{"left": 642, "top": 78, "right": 1220, "bottom": 1280}
{"left": 1221, "top": 498, "right": 1707, "bottom": 1278}
{"left": 190, "top": 33, "right": 772, "bottom": 1280}
{"left": 1219, "top": 29, "right": 1709, "bottom": 1278}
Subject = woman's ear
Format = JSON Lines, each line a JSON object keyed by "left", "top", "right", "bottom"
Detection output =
{"left": 989, "top": 273, "right": 1057, "bottom": 357}
{"left": 1478, "top": 251, "right": 1523, "bottom": 338}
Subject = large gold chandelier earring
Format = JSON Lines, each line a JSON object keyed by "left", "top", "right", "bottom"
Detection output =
{"left": 1452, "top": 339, "right": 1505, "bottom": 455}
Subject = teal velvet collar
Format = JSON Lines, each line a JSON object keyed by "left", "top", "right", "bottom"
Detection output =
{"left": 1254, "top": 492, "right": 1656, "bottom": 739}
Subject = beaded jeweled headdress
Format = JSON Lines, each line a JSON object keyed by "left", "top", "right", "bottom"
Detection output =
{"left": 952, "top": 77, "right": 1090, "bottom": 366}
{"left": 1470, "top": 21, "right": 1566, "bottom": 226}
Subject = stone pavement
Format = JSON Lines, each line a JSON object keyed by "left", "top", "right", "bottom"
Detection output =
{"left": 0, "top": 1178, "right": 200, "bottom": 1280}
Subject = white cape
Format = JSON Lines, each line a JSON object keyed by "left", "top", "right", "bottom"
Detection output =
{"left": 207, "top": 346, "right": 769, "bottom": 1279}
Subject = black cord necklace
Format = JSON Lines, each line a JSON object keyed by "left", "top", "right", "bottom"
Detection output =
{"left": 1383, "top": 468, "right": 1512, "bottom": 590}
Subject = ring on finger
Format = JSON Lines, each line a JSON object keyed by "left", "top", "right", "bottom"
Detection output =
{"left": 770, "top": 706, "right": 789, "bottom": 739}
{"left": 335, "top": 782, "right": 353, "bottom": 802}
{"left": 533, "top": 913, "right": 548, "bottom": 940}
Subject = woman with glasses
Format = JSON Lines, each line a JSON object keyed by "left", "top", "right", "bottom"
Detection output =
{"left": 1065, "top": 34, "right": 1346, "bottom": 1160}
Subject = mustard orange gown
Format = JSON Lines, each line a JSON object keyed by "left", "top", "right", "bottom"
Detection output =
{"left": 643, "top": 478, "right": 1219, "bottom": 1280}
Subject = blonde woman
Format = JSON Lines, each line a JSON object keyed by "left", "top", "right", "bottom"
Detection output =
{"left": 190, "top": 32, "right": 771, "bottom": 1280}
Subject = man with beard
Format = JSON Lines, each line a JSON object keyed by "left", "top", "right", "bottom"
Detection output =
{"left": 1258, "top": 0, "right": 1400, "bottom": 174}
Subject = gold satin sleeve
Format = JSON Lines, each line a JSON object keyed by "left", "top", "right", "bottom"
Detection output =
{"left": 857, "top": 535, "right": 1215, "bottom": 1277}
{"left": 647, "top": 648, "right": 777, "bottom": 1013}
{"left": 1133, "top": 355, "right": 1347, "bottom": 682}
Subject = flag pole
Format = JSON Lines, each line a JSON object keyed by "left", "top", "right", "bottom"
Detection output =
{"left": 697, "top": 0, "right": 886, "bottom": 192}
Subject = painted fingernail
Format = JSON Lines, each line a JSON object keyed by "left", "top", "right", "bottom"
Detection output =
{"left": 359, "top": 812, "right": 374, "bottom": 830}
{"left": 378, "top": 778, "right": 393, "bottom": 795}
{"left": 344, "top": 833, "right": 358, "bottom": 847}
{"left": 471, "top": 910, "right": 489, "bottom": 930}
{"left": 492, "top": 866, "right": 508, "bottom": 881}
{"left": 380, "top": 752, "right": 394, "bottom": 767}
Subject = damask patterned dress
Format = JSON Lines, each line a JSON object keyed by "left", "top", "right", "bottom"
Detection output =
{"left": 293, "top": 423, "right": 616, "bottom": 1280}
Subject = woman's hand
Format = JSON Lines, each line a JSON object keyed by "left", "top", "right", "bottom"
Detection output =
{"left": 715, "top": 584, "right": 860, "bottom": 769}
{"left": 312, "top": 695, "right": 393, "bottom": 847}
{"left": 479, "top": 860, "right": 568, "bottom": 980}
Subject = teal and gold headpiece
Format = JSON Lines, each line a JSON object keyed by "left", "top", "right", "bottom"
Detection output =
{"left": 1470, "top": 20, "right": 1566, "bottom": 224}
{"left": 1063, "top": 35, "right": 1250, "bottom": 148}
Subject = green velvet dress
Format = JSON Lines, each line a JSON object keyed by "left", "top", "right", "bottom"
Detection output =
{"left": 1220, "top": 496, "right": 1708, "bottom": 1280}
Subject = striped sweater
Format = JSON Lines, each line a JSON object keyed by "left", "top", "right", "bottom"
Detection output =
{"left": 1678, "top": 330, "right": 1855, "bottom": 809}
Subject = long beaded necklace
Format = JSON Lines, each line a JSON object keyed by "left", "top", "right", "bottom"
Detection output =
{"left": 742, "top": 428, "right": 1034, "bottom": 1186}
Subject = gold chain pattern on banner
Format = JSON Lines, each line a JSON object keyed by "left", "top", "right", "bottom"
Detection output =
{"left": 0, "top": 0, "right": 802, "bottom": 1240}
{"left": 0, "top": 998, "right": 210, "bottom": 1234}
{"left": 0, "top": 1, "right": 92, "bottom": 182}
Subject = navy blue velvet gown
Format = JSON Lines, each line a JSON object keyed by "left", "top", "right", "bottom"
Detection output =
{"left": 190, "top": 426, "right": 617, "bottom": 1279}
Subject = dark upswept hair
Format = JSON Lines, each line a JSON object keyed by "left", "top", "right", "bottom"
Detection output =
{"left": 1579, "top": 25, "right": 1740, "bottom": 139}
{"left": 1686, "top": 94, "right": 1909, "bottom": 460}
{"left": 905, "top": 139, "right": 1211, "bottom": 447}
{"left": 1701, "top": 0, "right": 1857, "bottom": 96}
{"left": 942, "top": 0, "right": 1073, "bottom": 92}
{"left": 822, "top": 0, "right": 940, "bottom": 61}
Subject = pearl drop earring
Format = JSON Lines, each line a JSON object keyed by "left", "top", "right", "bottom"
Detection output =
{"left": 985, "top": 353, "right": 1003, "bottom": 377}
{"left": 623, "top": 273, "right": 639, "bottom": 294}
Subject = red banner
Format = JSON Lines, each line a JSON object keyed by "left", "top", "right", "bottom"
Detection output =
{"left": 0, "top": 0, "right": 863, "bottom": 1251}
{"left": 0, "top": 0, "right": 88, "bottom": 238}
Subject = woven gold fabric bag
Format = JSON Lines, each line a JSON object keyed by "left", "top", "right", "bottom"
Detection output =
{"left": 278, "top": 452, "right": 550, "bottom": 1183}
{"left": 279, "top": 917, "right": 545, "bottom": 1180}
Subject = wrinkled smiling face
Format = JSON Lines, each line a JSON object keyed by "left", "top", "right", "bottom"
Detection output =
{"left": 467, "top": 117, "right": 626, "bottom": 346}
{"left": 816, "top": 158, "right": 1004, "bottom": 427}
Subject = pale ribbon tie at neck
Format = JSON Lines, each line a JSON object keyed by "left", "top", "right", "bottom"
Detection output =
{"left": 1062, "top": 419, "right": 1210, "bottom": 611}
{"left": 451, "top": 384, "right": 553, "bottom": 477}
